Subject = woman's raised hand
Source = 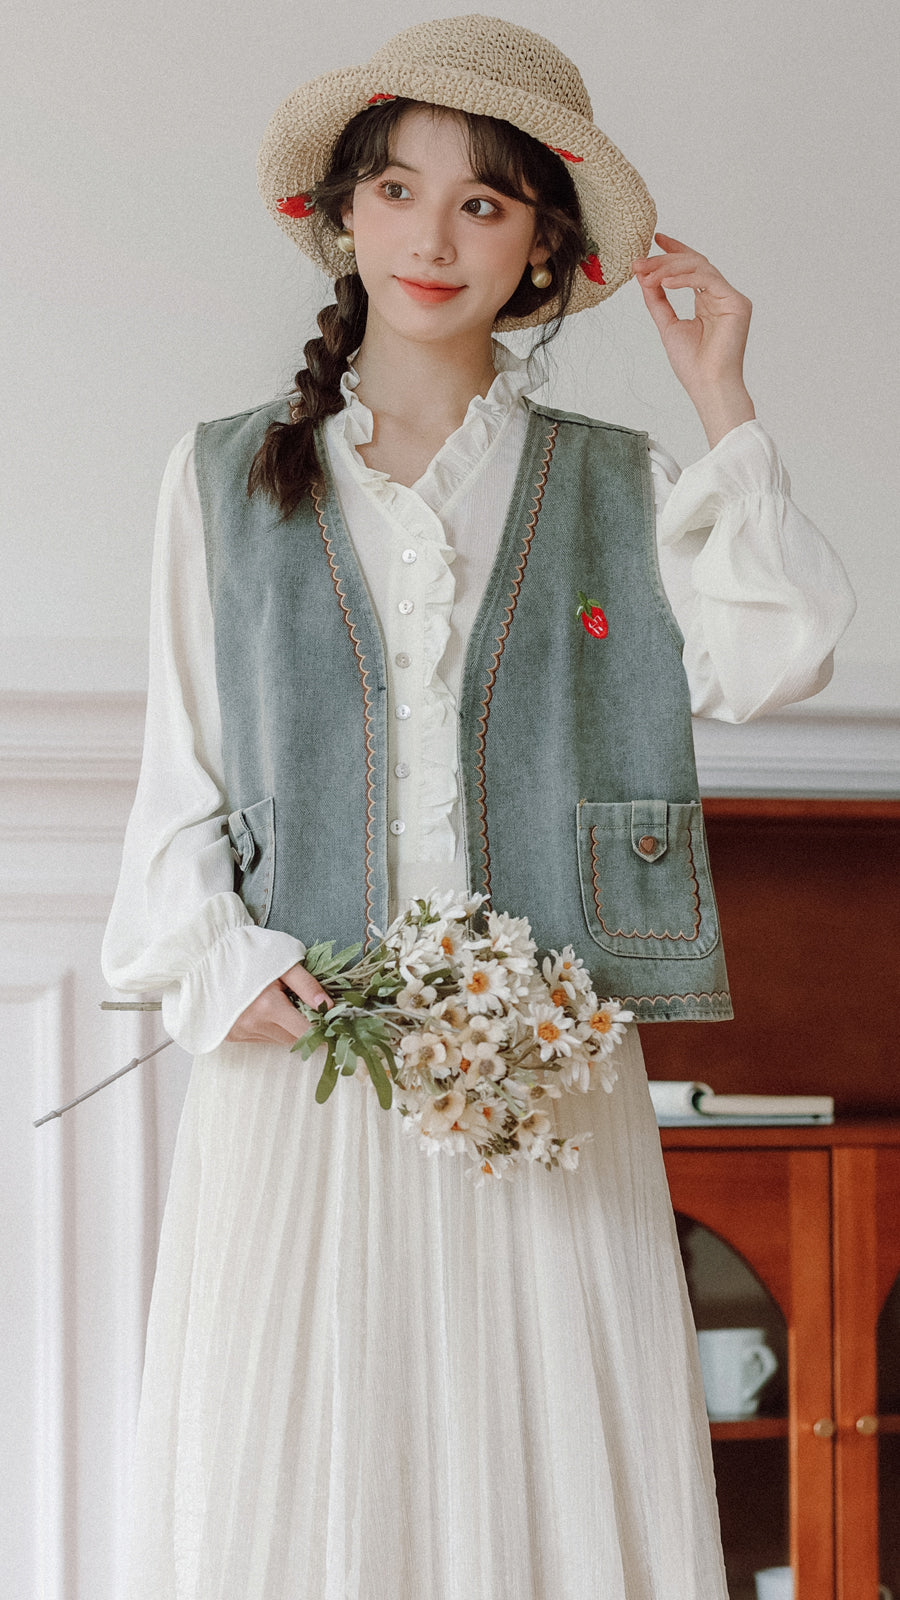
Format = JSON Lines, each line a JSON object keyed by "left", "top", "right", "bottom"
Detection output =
{"left": 226, "top": 962, "right": 334, "bottom": 1046}
{"left": 632, "top": 232, "right": 756, "bottom": 449}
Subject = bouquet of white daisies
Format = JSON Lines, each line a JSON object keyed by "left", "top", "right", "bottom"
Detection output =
{"left": 290, "top": 891, "right": 632, "bottom": 1185}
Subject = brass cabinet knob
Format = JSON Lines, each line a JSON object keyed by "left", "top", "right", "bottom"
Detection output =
{"left": 856, "top": 1414, "right": 879, "bottom": 1436}
{"left": 812, "top": 1417, "right": 836, "bottom": 1439}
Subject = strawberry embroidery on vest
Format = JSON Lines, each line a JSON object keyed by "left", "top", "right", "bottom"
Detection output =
{"left": 576, "top": 591, "right": 608, "bottom": 639}
{"left": 276, "top": 194, "right": 316, "bottom": 218}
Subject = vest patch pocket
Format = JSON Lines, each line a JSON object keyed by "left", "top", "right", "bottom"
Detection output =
{"left": 576, "top": 800, "right": 719, "bottom": 960}
{"left": 227, "top": 796, "right": 276, "bottom": 927}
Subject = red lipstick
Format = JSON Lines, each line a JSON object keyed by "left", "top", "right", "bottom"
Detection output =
{"left": 395, "top": 278, "right": 464, "bottom": 304}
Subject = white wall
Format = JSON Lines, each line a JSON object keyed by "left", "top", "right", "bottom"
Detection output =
{"left": 2, "top": 0, "right": 898, "bottom": 713}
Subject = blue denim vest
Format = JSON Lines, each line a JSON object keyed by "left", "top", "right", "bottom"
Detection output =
{"left": 196, "top": 397, "right": 732, "bottom": 1023}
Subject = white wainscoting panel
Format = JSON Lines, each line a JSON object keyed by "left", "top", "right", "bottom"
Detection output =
{"left": 1, "top": 693, "right": 191, "bottom": 1598}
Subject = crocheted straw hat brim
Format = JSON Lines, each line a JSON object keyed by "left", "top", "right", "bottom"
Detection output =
{"left": 257, "top": 15, "right": 657, "bottom": 331}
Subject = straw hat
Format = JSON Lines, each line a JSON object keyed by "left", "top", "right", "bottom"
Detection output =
{"left": 257, "top": 14, "right": 656, "bottom": 328}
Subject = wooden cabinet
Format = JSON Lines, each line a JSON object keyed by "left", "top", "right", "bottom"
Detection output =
{"left": 661, "top": 1122, "right": 900, "bottom": 1600}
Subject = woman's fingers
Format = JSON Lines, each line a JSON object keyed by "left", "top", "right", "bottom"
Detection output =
{"left": 653, "top": 230, "right": 693, "bottom": 253}
{"left": 635, "top": 272, "right": 679, "bottom": 335}
{"left": 635, "top": 257, "right": 715, "bottom": 289}
{"left": 634, "top": 237, "right": 744, "bottom": 305}
{"left": 225, "top": 962, "right": 333, "bottom": 1044}
{"left": 638, "top": 230, "right": 707, "bottom": 264}
{"left": 226, "top": 983, "right": 304, "bottom": 1044}
{"left": 279, "top": 962, "right": 333, "bottom": 1013}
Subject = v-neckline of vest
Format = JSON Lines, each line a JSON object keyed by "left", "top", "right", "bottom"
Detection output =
{"left": 312, "top": 400, "right": 558, "bottom": 702}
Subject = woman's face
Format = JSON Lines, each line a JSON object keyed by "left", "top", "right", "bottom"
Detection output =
{"left": 343, "top": 105, "right": 548, "bottom": 349}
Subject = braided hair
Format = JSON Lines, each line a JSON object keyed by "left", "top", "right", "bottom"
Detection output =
{"left": 248, "top": 99, "right": 587, "bottom": 519}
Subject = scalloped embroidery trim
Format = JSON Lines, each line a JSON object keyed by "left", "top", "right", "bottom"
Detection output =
{"left": 618, "top": 991, "right": 732, "bottom": 1008}
{"left": 589, "top": 823, "right": 701, "bottom": 941}
{"left": 473, "top": 423, "right": 559, "bottom": 896}
{"left": 313, "top": 488, "right": 377, "bottom": 940}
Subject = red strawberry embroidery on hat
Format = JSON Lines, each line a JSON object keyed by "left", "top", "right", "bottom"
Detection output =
{"left": 580, "top": 254, "right": 606, "bottom": 285}
{"left": 368, "top": 93, "right": 397, "bottom": 104}
{"left": 276, "top": 194, "right": 316, "bottom": 218}
{"left": 545, "top": 144, "right": 584, "bottom": 163}
{"left": 576, "top": 591, "right": 608, "bottom": 639}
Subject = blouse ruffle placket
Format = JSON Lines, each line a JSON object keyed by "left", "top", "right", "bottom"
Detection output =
{"left": 322, "top": 353, "right": 537, "bottom": 893}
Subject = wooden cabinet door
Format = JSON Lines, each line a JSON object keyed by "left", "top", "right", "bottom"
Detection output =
{"left": 832, "top": 1146, "right": 900, "bottom": 1600}
{"left": 664, "top": 1148, "right": 835, "bottom": 1599}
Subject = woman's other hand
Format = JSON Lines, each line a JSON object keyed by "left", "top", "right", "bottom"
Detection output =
{"left": 226, "top": 962, "right": 334, "bottom": 1045}
{"left": 632, "top": 232, "right": 756, "bottom": 448}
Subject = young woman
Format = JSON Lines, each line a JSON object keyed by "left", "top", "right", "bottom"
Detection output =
{"left": 102, "top": 16, "right": 855, "bottom": 1598}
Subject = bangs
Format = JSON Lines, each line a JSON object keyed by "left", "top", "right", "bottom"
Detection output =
{"left": 314, "top": 97, "right": 580, "bottom": 219}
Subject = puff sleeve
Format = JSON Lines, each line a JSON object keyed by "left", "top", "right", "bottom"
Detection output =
{"left": 650, "top": 420, "right": 856, "bottom": 722}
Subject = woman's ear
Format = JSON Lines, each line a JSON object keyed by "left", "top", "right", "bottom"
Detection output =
{"left": 528, "top": 228, "right": 552, "bottom": 270}
{"left": 341, "top": 203, "right": 354, "bottom": 230}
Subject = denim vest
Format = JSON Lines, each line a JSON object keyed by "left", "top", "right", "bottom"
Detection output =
{"left": 196, "top": 396, "right": 732, "bottom": 1023}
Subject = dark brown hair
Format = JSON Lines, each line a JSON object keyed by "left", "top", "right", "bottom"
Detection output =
{"left": 248, "top": 98, "right": 588, "bottom": 518}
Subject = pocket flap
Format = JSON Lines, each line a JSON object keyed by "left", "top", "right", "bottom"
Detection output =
{"left": 227, "top": 797, "right": 276, "bottom": 926}
{"left": 630, "top": 800, "right": 668, "bottom": 862}
{"left": 227, "top": 809, "right": 257, "bottom": 871}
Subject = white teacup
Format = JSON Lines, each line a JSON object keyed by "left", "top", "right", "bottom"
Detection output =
{"left": 754, "top": 1569, "right": 792, "bottom": 1600}
{"left": 697, "top": 1327, "right": 778, "bottom": 1420}
{"left": 754, "top": 1570, "right": 891, "bottom": 1600}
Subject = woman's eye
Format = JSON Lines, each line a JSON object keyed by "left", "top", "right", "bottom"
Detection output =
{"left": 382, "top": 181, "right": 411, "bottom": 201}
{"left": 462, "top": 197, "right": 499, "bottom": 218}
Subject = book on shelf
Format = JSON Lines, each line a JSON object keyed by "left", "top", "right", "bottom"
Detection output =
{"left": 648, "top": 1081, "right": 834, "bottom": 1126}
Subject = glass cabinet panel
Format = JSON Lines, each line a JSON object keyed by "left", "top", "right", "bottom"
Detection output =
{"left": 675, "top": 1213, "right": 789, "bottom": 1600}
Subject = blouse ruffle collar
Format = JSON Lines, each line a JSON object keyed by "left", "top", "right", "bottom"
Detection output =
{"left": 331, "top": 339, "right": 534, "bottom": 513}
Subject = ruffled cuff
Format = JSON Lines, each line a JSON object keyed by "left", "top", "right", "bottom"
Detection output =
{"left": 104, "top": 890, "right": 308, "bottom": 1055}
{"left": 657, "top": 420, "right": 790, "bottom": 544}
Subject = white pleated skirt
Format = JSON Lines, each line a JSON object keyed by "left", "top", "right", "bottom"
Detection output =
{"left": 126, "top": 1024, "right": 729, "bottom": 1599}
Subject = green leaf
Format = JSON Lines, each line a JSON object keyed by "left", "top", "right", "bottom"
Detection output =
{"left": 353, "top": 1017, "right": 393, "bottom": 1054}
{"left": 292, "top": 1023, "right": 328, "bottom": 1058}
{"left": 339, "top": 989, "right": 368, "bottom": 1007}
{"left": 314, "top": 1043, "right": 340, "bottom": 1103}
{"left": 421, "top": 966, "right": 454, "bottom": 985}
{"left": 335, "top": 1032, "right": 357, "bottom": 1076}
{"left": 330, "top": 943, "right": 363, "bottom": 970}
{"left": 302, "top": 940, "right": 336, "bottom": 973}
{"left": 358, "top": 1041, "right": 393, "bottom": 1109}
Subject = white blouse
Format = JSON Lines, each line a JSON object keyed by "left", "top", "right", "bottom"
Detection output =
{"left": 101, "top": 343, "right": 856, "bottom": 1054}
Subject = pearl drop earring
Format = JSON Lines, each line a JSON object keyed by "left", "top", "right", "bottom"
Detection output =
{"left": 530, "top": 263, "right": 553, "bottom": 289}
{"left": 335, "top": 229, "right": 356, "bottom": 255}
